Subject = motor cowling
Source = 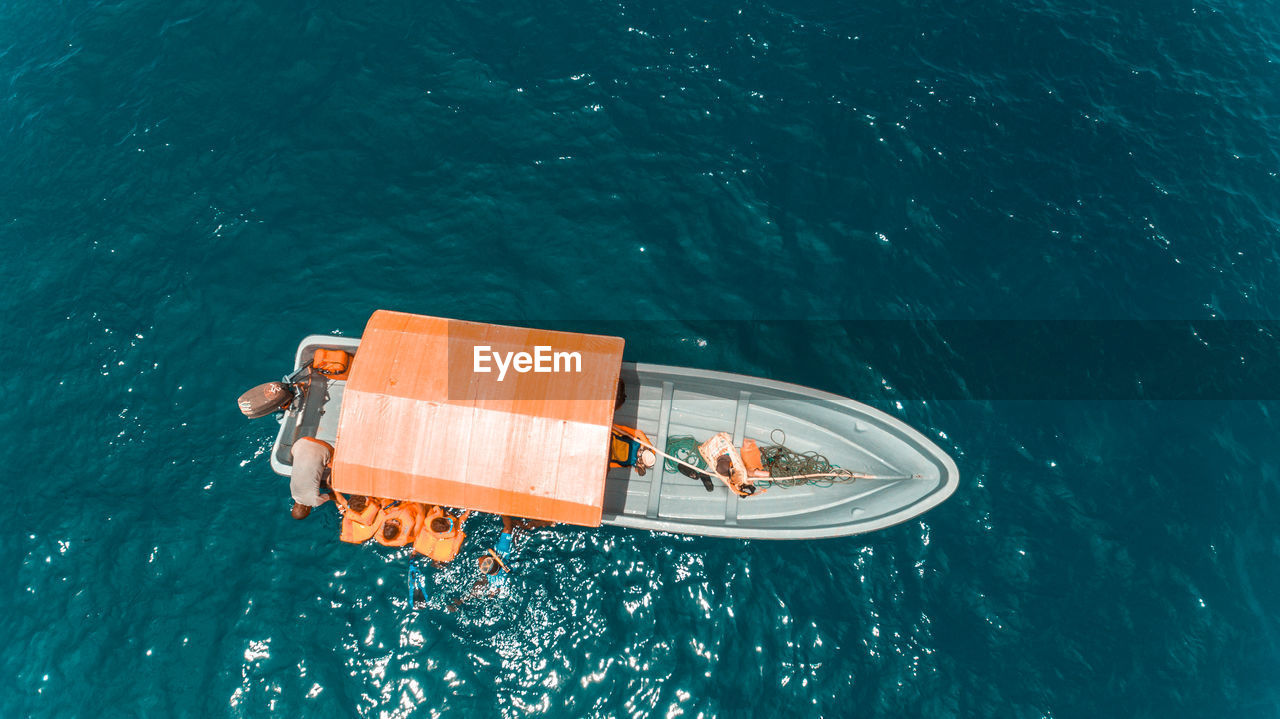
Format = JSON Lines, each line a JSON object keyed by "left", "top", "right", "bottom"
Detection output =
{"left": 237, "top": 381, "right": 293, "bottom": 419}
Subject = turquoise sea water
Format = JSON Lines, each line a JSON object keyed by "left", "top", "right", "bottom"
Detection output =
{"left": 3, "top": 0, "right": 1280, "bottom": 716}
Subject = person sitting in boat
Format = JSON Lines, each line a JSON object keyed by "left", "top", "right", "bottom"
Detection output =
{"left": 698, "top": 432, "right": 763, "bottom": 497}
{"left": 375, "top": 502, "right": 426, "bottom": 547}
{"left": 413, "top": 506, "right": 472, "bottom": 565}
{"left": 289, "top": 437, "right": 334, "bottom": 519}
{"left": 609, "top": 425, "right": 657, "bottom": 476}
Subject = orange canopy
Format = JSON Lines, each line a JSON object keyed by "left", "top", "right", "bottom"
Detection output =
{"left": 331, "top": 311, "right": 624, "bottom": 527}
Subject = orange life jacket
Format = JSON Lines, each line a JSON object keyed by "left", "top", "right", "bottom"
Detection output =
{"left": 341, "top": 510, "right": 382, "bottom": 544}
{"left": 374, "top": 502, "right": 425, "bottom": 547}
{"left": 312, "top": 349, "right": 352, "bottom": 380}
{"left": 349, "top": 499, "right": 380, "bottom": 526}
{"left": 741, "top": 438, "right": 764, "bottom": 474}
{"left": 333, "top": 490, "right": 383, "bottom": 544}
{"left": 413, "top": 506, "right": 471, "bottom": 563}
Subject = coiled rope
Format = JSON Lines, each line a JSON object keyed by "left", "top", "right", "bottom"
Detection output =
{"left": 754, "top": 430, "right": 863, "bottom": 488}
{"left": 663, "top": 436, "right": 707, "bottom": 474}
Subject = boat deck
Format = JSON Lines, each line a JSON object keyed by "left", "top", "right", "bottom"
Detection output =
{"left": 603, "top": 363, "right": 957, "bottom": 539}
{"left": 269, "top": 336, "right": 358, "bottom": 476}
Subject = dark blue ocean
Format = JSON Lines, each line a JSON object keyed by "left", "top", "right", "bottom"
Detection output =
{"left": 3, "top": 0, "right": 1279, "bottom": 716}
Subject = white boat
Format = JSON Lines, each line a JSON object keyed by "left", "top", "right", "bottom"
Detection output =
{"left": 250, "top": 312, "right": 958, "bottom": 540}
{"left": 605, "top": 362, "right": 958, "bottom": 539}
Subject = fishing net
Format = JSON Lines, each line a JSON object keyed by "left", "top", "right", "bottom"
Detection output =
{"left": 665, "top": 430, "right": 863, "bottom": 489}
{"left": 755, "top": 430, "right": 862, "bottom": 488}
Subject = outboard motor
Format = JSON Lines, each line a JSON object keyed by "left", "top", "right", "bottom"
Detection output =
{"left": 237, "top": 381, "right": 293, "bottom": 419}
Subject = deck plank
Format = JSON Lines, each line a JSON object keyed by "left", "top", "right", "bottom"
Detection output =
{"left": 722, "top": 389, "right": 752, "bottom": 525}
{"left": 644, "top": 381, "right": 676, "bottom": 519}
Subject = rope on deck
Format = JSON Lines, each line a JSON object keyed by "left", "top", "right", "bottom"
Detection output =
{"left": 613, "top": 427, "right": 918, "bottom": 494}
{"left": 756, "top": 430, "right": 922, "bottom": 487}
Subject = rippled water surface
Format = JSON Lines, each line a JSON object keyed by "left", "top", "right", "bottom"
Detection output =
{"left": 3, "top": 0, "right": 1279, "bottom": 716}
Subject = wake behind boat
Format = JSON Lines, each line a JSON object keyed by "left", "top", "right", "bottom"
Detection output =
{"left": 241, "top": 310, "right": 958, "bottom": 540}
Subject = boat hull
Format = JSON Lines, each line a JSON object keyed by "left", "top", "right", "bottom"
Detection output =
{"left": 269, "top": 339, "right": 959, "bottom": 540}
{"left": 269, "top": 335, "right": 360, "bottom": 477}
{"left": 604, "top": 363, "right": 959, "bottom": 539}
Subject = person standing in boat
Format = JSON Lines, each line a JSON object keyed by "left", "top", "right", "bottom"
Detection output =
{"left": 289, "top": 437, "right": 334, "bottom": 519}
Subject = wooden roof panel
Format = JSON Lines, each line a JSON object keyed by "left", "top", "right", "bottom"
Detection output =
{"left": 331, "top": 310, "right": 623, "bottom": 526}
